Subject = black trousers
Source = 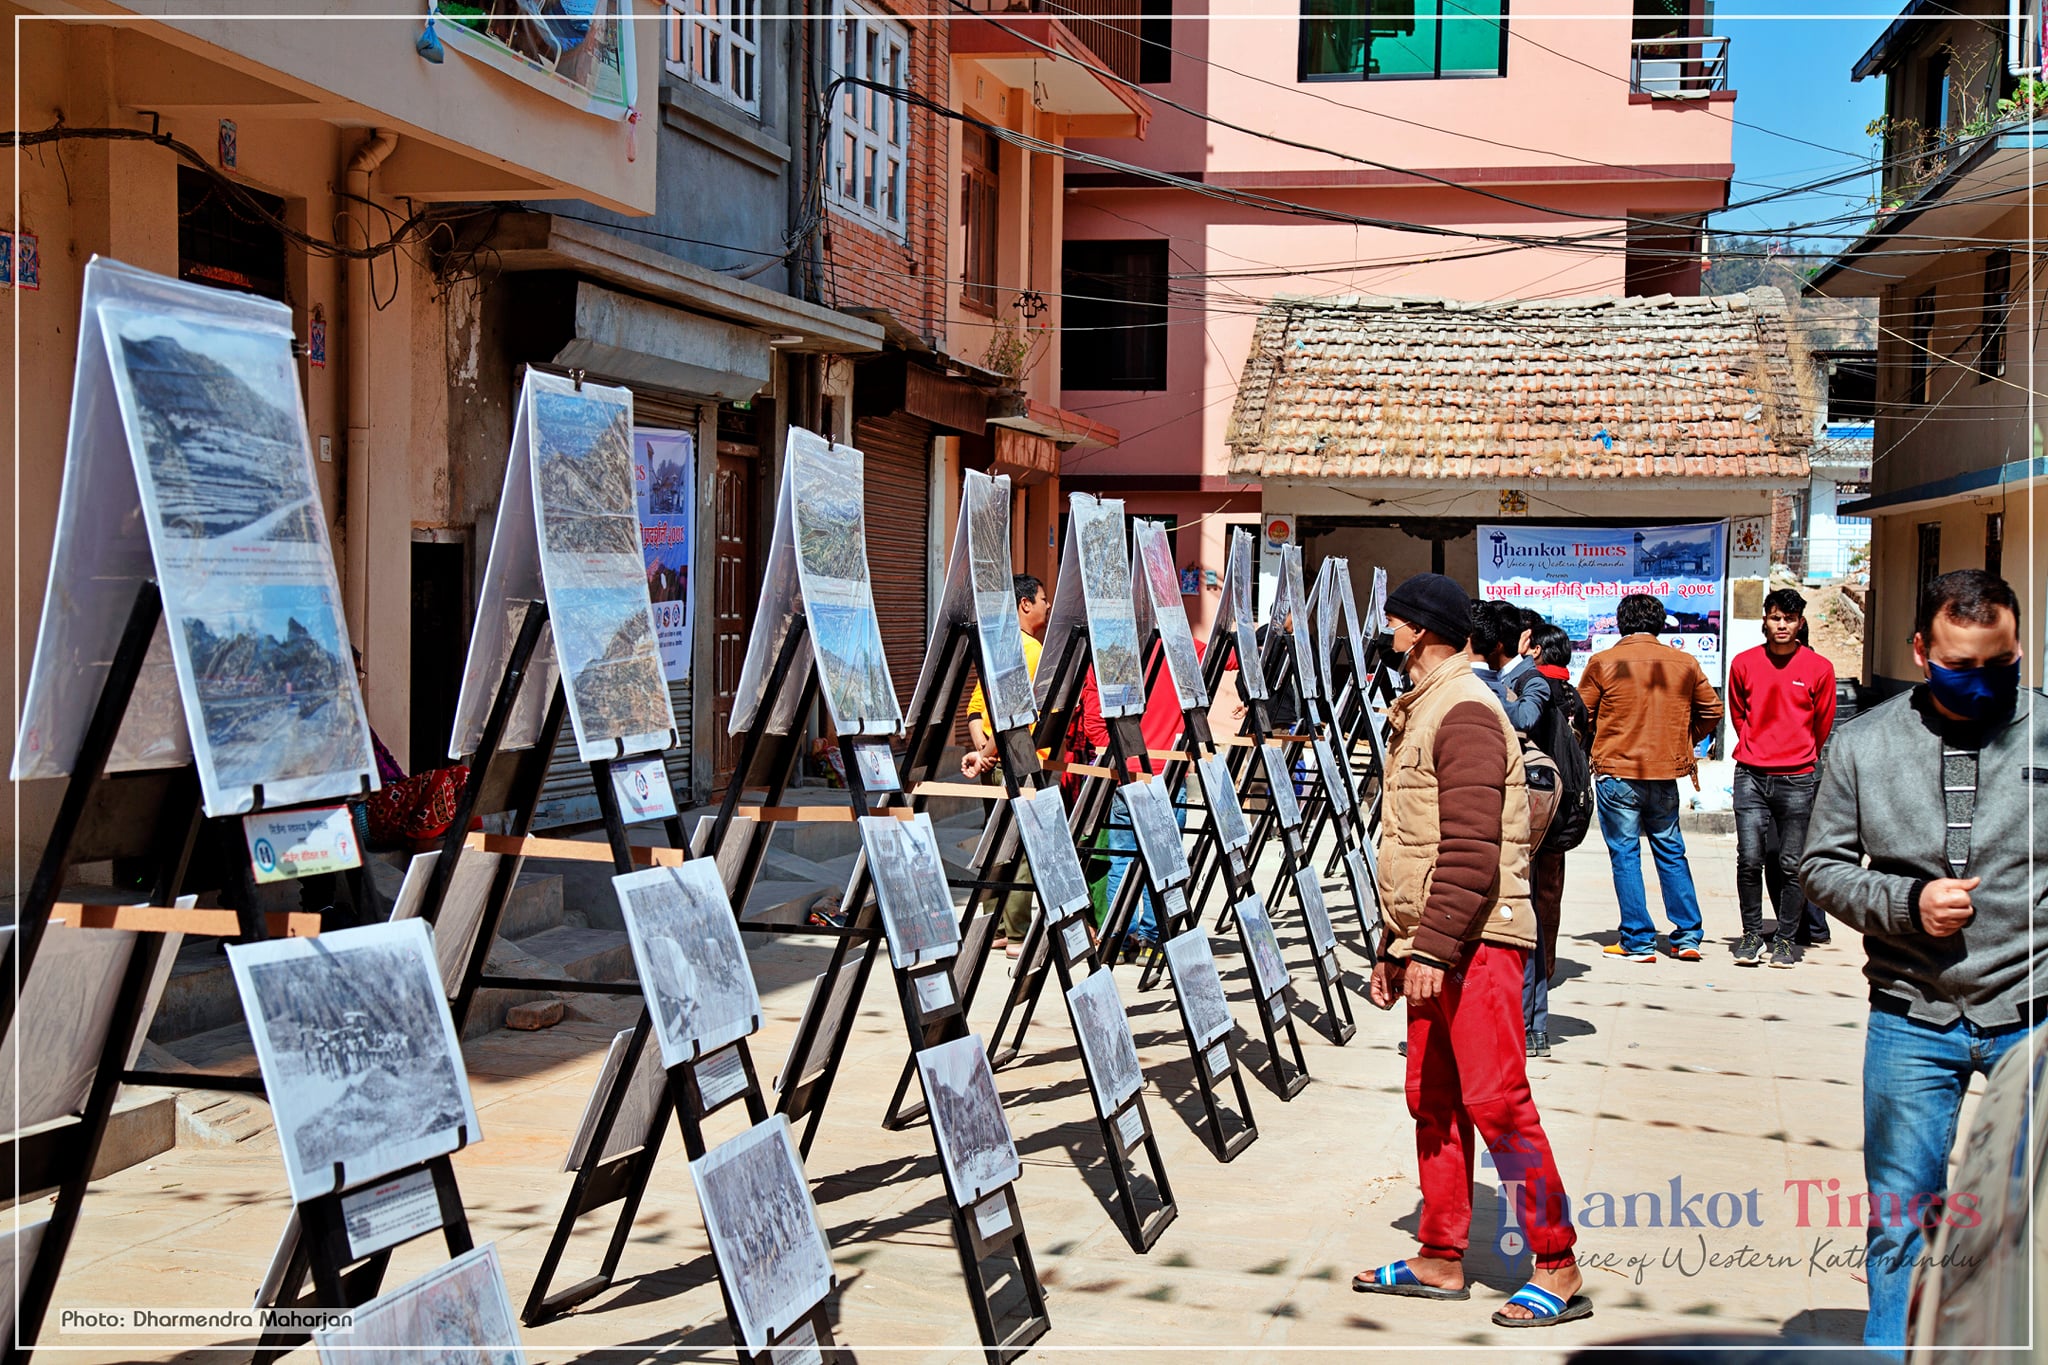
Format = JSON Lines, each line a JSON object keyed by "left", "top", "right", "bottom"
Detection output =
{"left": 1733, "top": 764, "right": 1826, "bottom": 941}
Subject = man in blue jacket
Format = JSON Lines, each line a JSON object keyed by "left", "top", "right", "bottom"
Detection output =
{"left": 1801, "top": 569, "right": 2047, "bottom": 1349}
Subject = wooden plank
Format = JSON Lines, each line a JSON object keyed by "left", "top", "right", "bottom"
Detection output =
{"left": 910, "top": 781, "right": 1004, "bottom": 801}
{"left": 48, "top": 905, "right": 320, "bottom": 938}
{"left": 464, "top": 832, "right": 686, "bottom": 867}
{"left": 732, "top": 806, "right": 916, "bottom": 823}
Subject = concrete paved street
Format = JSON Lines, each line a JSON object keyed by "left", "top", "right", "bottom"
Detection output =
{"left": 39, "top": 827, "right": 1892, "bottom": 1363}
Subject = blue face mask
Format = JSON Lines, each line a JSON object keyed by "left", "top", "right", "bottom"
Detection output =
{"left": 1926, "top": 657, "right": 2021, "bottom": 722}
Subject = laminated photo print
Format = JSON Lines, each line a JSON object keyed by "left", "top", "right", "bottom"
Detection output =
{"left": 860, "top": 813, "right": 961, "bottom": 968}
{"left": 1222, "top": 528, "right": 1266, "bottom": 701}
{"left": 1234, "top": 892, "right": 1292, "bottom": 1001}
{"left": 1293, "top": 865, "right": 1339, "bottom": 957}
{"left": 1162, "top": 927, "right": 1234, "bottom": 1051}
{"left": 1260, "top": 742, "right": 1303, "bottom": 830}
{"left": 1133, "top": 517, "right": 1207, "bottom": 710}
{"left": 690, "top": 1116, "right": 837, "bottom": 1353}
{"left": 1120, "top": 778, "right": 1190, "bottom": 889}
{"left": 1196, "top": 754, "right": 1251, "bottom": 854}
{"left": 1065, "top": 969, "right": 1144, "bottom": 1116}
{"left": 1314, "top": 737, "right": 1352, "bottom": 816}
{"left": 1011, "top": 784, "right": 1091, "bottom": 922}
{"left": 1070, "top": 494, "right": 1146, "bottom": 716}
{"left": 314, "top": 1243, "right": 523, "bottom": 1365}
{"left": 966, "top": 471, "right": 1035, "bottom": 731}
{"left": 615, "top": 861, "right": 762, "bottom": 1067}
{"left": 229, "top": 919, "right": 480, "bottom": 1204}
{"left": 789, "top": 430, "right": 901, "bottom": 736}
{"left": 915, "top": 1033, "right": 1021, "bottom": 1207}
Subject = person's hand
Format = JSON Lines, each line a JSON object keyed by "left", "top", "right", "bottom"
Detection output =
{"left": 1403, "top": 959, "right": 1446, "bottom": 1005}
{"left": 1232, "top": 701, "right": 1247, "bottom": 720}
{"left": 959, "top": 750, "right": 987, "bottom": 778}
{"left": 1918, "top": 877, "right": 1980, "bottom": 937}
{"left": 1368, "top": 958, "right": 1405, "bottom": 1010}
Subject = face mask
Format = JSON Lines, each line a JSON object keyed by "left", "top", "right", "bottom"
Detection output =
{"left": 1926, "top": 657, "right": 2021, "bottom": 722}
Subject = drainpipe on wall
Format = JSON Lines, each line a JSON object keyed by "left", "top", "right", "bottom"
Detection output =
{"left": 342, "top": 129, "right": 398, "bottom": 676}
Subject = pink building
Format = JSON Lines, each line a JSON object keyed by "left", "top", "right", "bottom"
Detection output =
{"left": 1061, "top": 0, "right": 1745, "bottom": 628}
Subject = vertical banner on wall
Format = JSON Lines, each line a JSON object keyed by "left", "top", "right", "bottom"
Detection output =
{"left": 1477, "top": 521, "right": 1729, "bottom": 682}
{"left": 635, "top": 428, "right": 694, "bottom": 682}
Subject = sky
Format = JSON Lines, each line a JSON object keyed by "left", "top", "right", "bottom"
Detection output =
{"left": 1709, "top": 4, "right": 1897, "bottom": 247}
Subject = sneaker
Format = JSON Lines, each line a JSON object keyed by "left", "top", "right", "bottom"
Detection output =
{"left": 1732, "top": 933, "right": 1768, "bottom": 966}
{"left": 1603, "top": 944, "right": 1657, "bottom": 963}
{"left": 1526, "top": 1029, "right": 1551, "bottom": 1058}
{"left": 1672, "top": 944, "right": 1703, "bottom": 962}
{"left": 1769, "top": 938, "right": 1800, "bottom": 969}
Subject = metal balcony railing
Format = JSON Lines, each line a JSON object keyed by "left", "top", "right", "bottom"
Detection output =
{"left": 1629, "top": 35, "right": 1730, "bottom": 99}
{"left": 965, "top": 0, "right": 1143, "bottom": 85}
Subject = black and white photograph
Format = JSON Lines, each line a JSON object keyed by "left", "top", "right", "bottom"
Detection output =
{"left": 0, "top": 925, "right": 138, "bottom": 1132}
{"left": 1260, "top": 744, "right": 1303, "bottom": 829}
{"left": 615, "top": 862, "right": 761, "bottom": 1067}
{"left": 1314, "top": 738, "right": 1352, "bottom": 815}
{"left": 860, "top": 813, "right": 961, "bottom": 968}
{"left": 388, "top": 848, "right": 503, "bottom": 999}
{"left": 1010, "top": 785, "right": 1090, "bottom": 920}
{"left": 1294, "top": 866, "right": 1339, "bottom": 956}
{"left": 313, "top": 1242, "right": 524, "bottom": 1365}
{"left": 915, "top": 1034, "right": 1021, "bottom": 1206}
{"left": 564, "top": 1027, "right": 669, "bottom": 1171}
{"left": 1065, "top": 970, "right": 1144, "bottom": 1114}
{"left": 1224, "top": 531, "right": 1266, "bottom": 701}
{"left": 1234, "top": 894, "right": 1292, "bottom": 1001}
{"left": 1133, "top": 519, "right": 1207, "bottom": 710}
{"left": 1279, "top": 546, "right": 1319, "bottom": 699}
{"left": 1120, "top": 779, "right": 1190, "bottom": 888}
{"left": 1163, "top": 928, "right": 1234, "bottom": 1051}
{"left": 100, "top": 299, "right": 374, "bottom": 813}
{"left": 689, "top": 1116, "right": 837, "bottom": 1352}
{"left": 1197, "top": 755, "right": 1251, "bottom": 853}
{"left": 789, "top": 432, "right": 900, "bottom": 734}
{"left": 228, "top": 919, "right": 480, "bottom": 1204}
{"left": 967, "top": 472, "right": 1036, "bottom": 731}
{"left": 1071, "top": 495, "right": 1146, "bottom": 715}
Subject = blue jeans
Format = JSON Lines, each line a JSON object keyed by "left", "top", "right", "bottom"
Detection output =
{"left": 1595, "top": 776, "right": 1702, "bottom": 952}
{"left": 1860, "top": 1009, "right": 2030, "bottom": 1348}
{"left": 1104, "top": 786, "right": 1185, "bottom": 943}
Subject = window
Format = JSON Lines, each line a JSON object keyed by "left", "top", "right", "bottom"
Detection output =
{"left": 961, "top": 125, "right": 1000, "bottom": 314}
{"left": 1923, "top": 52, "right": 1951, "bottom": 139}
{"left": 1985, "top": 512, "right": 2004, "bottom": 582}
{"left": 667, "top": 0, "right": 760, "bottom": 114}
{"left": 1139, "top": 0, "right": 1174, "bottom": 83}
{"left": 1908, "top": 290, "right": 1935, "bottom": 405}
{"left": 828, "top": 0, "right": 909, "bottom": 235}
{"left": 1063, "top": 239, "right": 1169, "bottom": 391}
{"left": 1978, "top": 249, "right": 2009, "bottom": 381}
{"left": 177, "top": 166, "right": 289, "bottom": 302}
{"left": 1300, "top": 0, "right": 1506, "bottom": 82}
{"left": 1916, "top": 521, "right": 1943, "bottom": 612}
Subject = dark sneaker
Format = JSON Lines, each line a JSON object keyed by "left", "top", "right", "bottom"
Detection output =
{"left": 1768, "top": 938, "right": 1800, "bottom": 969}
{"left": 1732, "top": 933, "right": 1767, "bottom": 966}
{"left": 1528, "top": 1030, "right": 1551, "bottom": 1058}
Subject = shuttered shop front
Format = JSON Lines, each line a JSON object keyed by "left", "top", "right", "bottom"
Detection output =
{"left": 535, "top": 389, "right": 700, "bottom": 828}
{"left": 855, "top": 412, "right": 934, "bottom": 714}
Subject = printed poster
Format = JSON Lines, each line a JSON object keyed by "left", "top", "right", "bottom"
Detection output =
{"left": 1478, "top": 521, "right": 1729, "bottom": 682}
{"left": 634, "top": 428, "right": 693, "bottom": 682}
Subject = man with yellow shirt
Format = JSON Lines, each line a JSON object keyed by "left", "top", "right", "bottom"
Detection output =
{"left": 961, "top": 575, "right": 1050, "bottom": 953}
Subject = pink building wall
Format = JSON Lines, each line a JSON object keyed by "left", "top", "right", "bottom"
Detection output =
{"left": 1061, "top": 0, "right": 1737, "bottom": 632}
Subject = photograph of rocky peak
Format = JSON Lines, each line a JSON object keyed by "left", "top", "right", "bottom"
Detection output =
{"left": 178, "top": 595, "right": 369, "bottom": 793}
{"left": 533, "top": 388, "right": 639, "bottom": 557}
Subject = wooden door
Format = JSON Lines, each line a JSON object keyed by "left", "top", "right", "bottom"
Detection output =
{"left": 711, "top": 443, "right": 758, "bottom": 785}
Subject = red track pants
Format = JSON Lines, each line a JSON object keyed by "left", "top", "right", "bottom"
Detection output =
{"left": 1405, "top": 940, "right": 1577, "bottom": 1267}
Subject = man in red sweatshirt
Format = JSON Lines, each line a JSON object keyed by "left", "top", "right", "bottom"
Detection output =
{"left": 1728, "top": 587, "right": 1837, "bottom": 968}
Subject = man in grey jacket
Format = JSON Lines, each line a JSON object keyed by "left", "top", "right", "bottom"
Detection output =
{"left": 1800, "top": 569, "right": 2045, "bottom": 1349}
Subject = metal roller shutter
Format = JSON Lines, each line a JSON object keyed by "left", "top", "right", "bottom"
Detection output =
{"left": 855, "top": 412, "right": 935, "bottom": 716}
{"left": 534, "top": 389, "right": 702, "bottom": 829}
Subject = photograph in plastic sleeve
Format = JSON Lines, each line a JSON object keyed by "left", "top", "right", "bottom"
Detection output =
{"left": 1259, "top": 743, "right": 1302, "bottom": 829}
{"left": 1335, "top": 557, "right": 1373, "bottom": 688}
{"left": 1011, "top": 785, "right": 1090, "bottom": 921}
{"left": 1276, "top": 545, "right": 1319, "bottom": 699}
{"left": 1196, "top": 754, "right": 1251, "bottom": 853}
{"left": 1225, "top": 529, "right": 1267, "bottom": 700}
{"left": 387, "top": 848, "right": 502, "bottom": 999}
{"left": 228, "top": 919, "right": 479, "bottom": 1204}
{"left": 1313, "top": 558, "right": 1341, "bottom": 697}
{"left": 564, "top": 1027, "right": 668, "bottom": 1171}
{"left": 1133, "top": 518, "right": 1208, "bottom": 710}
{"left": 916, "top": 1034, "right": 1021, "bottom": 1206}
{"left": 1314, "top": 737, "right": 1352, "bottom": 815}
{"left": 0, "top": 926, "right": 136, "bottom": 1132}
{"left": 1365, "top": 566, "right": 1388, "bottom": 641}
{"left": 1293, "top": 865, "right": 1339, "bottom": 956}
{"left": 789, "top": 433, "right": 900, "bottom": 734}
{"left": 966, "top": 472, "right": 1036, "bottom": 731}
{"left": 98, "top": 299, "right": 373, "bottom": 814}
{"left": 529, "top": 377, "right": 676, "bottom": 758}
{"left": 1234, "top": 893, "right": 1292, "bottom": 1000}
{"left": 615, "top": 861, "right": 761, "bottom": 1067}
{"left": 313, "top": 1243, "right": 523, "bottom": 1365}
{"left": 690, "top": 1116, "right": 836, "bottom": 1352}
{"left": 1120, "top": 779, "right": 1190, "bottom": 888}
{"left": 859, "top": 813, "right": 961, "bottom": 968}
{"left": 1163, "top": 927, "right": 1234, "bottom": 1050}
{"left": 1071, "top": 495, "right": 1147, "bottom": 716}
{"left": 1065, "top": 969, "right": 1144, "bottom": 1115}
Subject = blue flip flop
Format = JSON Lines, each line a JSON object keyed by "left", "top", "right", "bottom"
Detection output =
{"left": 1491, "top": 1281, "right": 1594, "bottom": 1327}
{"left": 1351, "top": 1260, "right": 1471, "bottom": 1300}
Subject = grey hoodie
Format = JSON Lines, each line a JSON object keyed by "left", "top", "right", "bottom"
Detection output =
{"left": 1800, "top": 686, "right": 2048, "bottom": 1027}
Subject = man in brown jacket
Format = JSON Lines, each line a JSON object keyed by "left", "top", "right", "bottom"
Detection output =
{"left": 1354, "top": 573, "right": 1588, "bottom": 1329}
{"left": 1577, "top": 592, "right": 1724, "bottom": 962}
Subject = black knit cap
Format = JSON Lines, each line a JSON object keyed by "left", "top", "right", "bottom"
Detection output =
{"left": 1385, "top": 572, "right": 1472, "bottom": 648}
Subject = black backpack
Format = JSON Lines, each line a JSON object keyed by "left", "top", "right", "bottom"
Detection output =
{"left": 1521, "top": 675, "right": 1594, "bottom": 852}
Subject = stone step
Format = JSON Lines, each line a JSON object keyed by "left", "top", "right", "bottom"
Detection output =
{"left": 463, "top": 927, "right": 636, "bottom": 1039}
{"left": 367, "top": 859, "right": 566, "bottom": 941}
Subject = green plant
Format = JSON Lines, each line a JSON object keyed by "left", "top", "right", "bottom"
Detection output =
{"left": 982, "top": 318, "right": 1037, "bottom": 381}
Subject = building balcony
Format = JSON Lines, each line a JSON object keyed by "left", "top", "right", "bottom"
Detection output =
{"left": 957, "top": 0, "right": 1142, "bottom": 85}
{"left": 1630, "top": 35, "right": 1731, "bottom": 100}
{"left": 950, "top": 6, "right": 1152, "bottom": 138}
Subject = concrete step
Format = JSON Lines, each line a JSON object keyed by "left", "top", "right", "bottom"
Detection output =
{"left": 368, "top": 858, "right": 566, "bottom": 941}
{"left": 462, "top": 927, "right": 636, "bottom": 1039}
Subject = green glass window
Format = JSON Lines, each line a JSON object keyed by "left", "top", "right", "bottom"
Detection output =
{"left": 1301, "top": 0, "right": 1505, "bottom": 80}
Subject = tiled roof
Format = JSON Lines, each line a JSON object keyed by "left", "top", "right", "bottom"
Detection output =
{"left": 1225, "top": 289, "right": 1814, "bottom": 484}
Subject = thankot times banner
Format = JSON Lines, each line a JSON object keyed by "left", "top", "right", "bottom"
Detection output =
{"left": 1477, "top": 521, "right": 1729, "bottom": 682}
